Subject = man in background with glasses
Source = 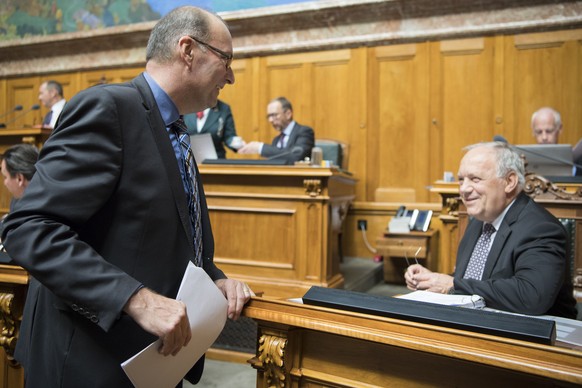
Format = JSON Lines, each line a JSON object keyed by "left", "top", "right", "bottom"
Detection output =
{"left": 238, "top": 96, "right": 314, "bottom": 163}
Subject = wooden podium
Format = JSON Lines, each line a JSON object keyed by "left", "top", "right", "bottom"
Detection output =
{"left": 244, "top": 297, "right": 582, "bottom": 387}
{"left": 199, "top": 164, "right": 356, "bottom": 298}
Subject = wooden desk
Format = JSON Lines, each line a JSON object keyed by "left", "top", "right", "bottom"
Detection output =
{"left": 244, "top": 297, "right": 582, "bottom": 387}
{"left": 199, "top": 165, "right": 356, "bottom": 298}
{"left": 376, "top": 230, "right": 438, "bottom": 283}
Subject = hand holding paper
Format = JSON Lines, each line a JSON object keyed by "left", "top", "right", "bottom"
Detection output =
{"left": 122, "top": 263, "right": 228, "bottom": 388}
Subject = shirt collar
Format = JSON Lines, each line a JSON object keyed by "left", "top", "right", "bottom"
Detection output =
{"left": 281, "top": 120, "right": 296, "bottom": 136}
{"left": 143, "top": 72, "right": 180, "bottom": 126}
{"left": 490, "top": 198, "right": 516, "bottom": 231}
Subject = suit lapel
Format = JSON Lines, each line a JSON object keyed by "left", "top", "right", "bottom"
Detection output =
{"left": 481, "top": 193, "right": 528, "bottom": 279}
{"left": 131, "top": 74, "right": 194, "bottom": 251}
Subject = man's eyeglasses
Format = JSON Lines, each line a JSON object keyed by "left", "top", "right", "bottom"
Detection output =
{"left": 189, "top": 35, "right": 233, "bottom": 69}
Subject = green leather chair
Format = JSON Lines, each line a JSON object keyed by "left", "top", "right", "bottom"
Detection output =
{"left": 314, "top": 139, "right": 349, "bottom": 170}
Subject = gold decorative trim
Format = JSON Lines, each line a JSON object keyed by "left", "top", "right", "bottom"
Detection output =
{"left": 523, "top": 173, "right": 582, "bottom": 200}
{"left": 0, "top": 292, "right": 18, "bottom": 362}
{"left": 254, "top": 334, "right": 287, "bottom": 388}
{"left": 304, "top": 179, "right": 322, "bottom": 197}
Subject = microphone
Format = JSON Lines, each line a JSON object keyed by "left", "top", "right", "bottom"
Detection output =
{"left": 0, "top": 104, "right": 40, "bottom": 128}
{"left": 266, "top": 146, "right": 304, "bottom": 163}
{"left": 493, "top": 135, "right": 582, "bottom": 170}
{"left": 0, "top": 104, "right": 23, "bottom": 121}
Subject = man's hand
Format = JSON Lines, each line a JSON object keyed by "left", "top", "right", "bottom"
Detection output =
{"left": 123, "top": 287, "right": 191, "bottom": 356}
{"left": 214, "top": 279, "right": 254, "bottom": 320}
{"left": 404, "top": 264, "right": 454, "bottom": 294}
{"left": 237, "top": 141, "right": 261, "bottom": 154}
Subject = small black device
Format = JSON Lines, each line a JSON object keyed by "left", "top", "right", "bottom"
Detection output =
{"left": 395, "top": 205, "right": 406, "bottom": 218}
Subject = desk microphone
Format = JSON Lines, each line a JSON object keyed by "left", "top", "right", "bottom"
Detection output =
{"left": 0, "top": 105, "right": 24, "bottom": 124}
{"left": 0, "top": 104, "right": 40, "bottom": 128}
{"left": 493, "top": 135, "right": 582, "bottom": 169}
{"left": 266, "top": 146, "right": 304, "bottom": 162}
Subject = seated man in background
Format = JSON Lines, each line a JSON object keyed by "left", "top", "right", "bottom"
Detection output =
{"left": 404, "top": 141, "right": 577, "bottom": 319}
{"left": 531, "top": 106, "right": 562, "bottom": 144}
{"left": 184, "top": 99, "right": 244, "bottom": 158}
{"left": 238, "top": 96, "right": 314, "bottom": 163}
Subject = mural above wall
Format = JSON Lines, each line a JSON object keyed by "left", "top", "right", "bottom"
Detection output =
{"left": 0, "top": 0, "right": 318, "bottom": 41}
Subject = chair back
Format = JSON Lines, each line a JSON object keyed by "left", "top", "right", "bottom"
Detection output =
{"left": 315, "top": 139, "right": 349, "bottom": 170}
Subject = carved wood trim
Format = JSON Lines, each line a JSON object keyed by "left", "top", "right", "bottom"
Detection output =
{"left": 250, "top": 333, "right": 288, "bottom": 388}
{"left": 523, "top": 173, "right": 582, "bottom": 201}
{"left": 303, "top": 179, "right": 322, "bottom": 197}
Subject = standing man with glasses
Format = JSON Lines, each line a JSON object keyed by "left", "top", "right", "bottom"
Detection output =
{"left": 2, "top": 6, "right": 254, "bottom": 387}
{"left": 238, "top": 96, "right": 314, "bottom": 163}
{"left": 404, "top": 142, "right": 577, "bottom": 319}
{"left": 36, "top": 80, "right": 66, "bottom": 129}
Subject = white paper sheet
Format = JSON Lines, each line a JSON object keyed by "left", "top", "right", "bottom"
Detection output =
{"left": 121, "top": 263, "right": 228, "bottom": 388}
{"left": 396, "top": 290, "right": 486, "bottom": 309}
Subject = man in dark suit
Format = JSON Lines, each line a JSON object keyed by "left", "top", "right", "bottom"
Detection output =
{"left": 2, "top": 6, "right": 253, "bottom": 387}
{"left": 238, "top": 96, "right": 314, "bottom": 163}
{"left": 404, "top": 142, "right": 577, "bottom": 319}
{"left": 184, "top": 100, "right": 243, "bottom": 158}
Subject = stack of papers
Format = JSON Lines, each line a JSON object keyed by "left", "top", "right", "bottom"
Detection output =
{"left": 397, "top": 290, "right": 486, "bottom": 309}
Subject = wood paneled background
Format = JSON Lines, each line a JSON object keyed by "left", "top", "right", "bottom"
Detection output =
{"left": 1, "top": 29, "right": 580, "bottom": 205}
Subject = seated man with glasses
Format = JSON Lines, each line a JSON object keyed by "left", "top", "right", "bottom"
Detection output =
{"left": 404, "top": 141, "right": 577, "bottom": 319}
{"left": 237, "top": 96, "right": 314, "bottom": 163}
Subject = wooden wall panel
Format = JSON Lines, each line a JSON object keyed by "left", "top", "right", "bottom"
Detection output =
{"left": 1, "top": 29, "right": 580, "bottom": 211}
{"left": 370, "top": 43, "right": 430, "bottom": 202}
{"left": 219, "top": 58, "right": 259, "bottom": 159}
{"left": 6, "top": 78, "right": 40, "bottom": 127}
{"left": 431, "top": 37, "right": 496, "bottom": 179}
{"left": 506, "top": 29, "right": 582, "bottom": 147}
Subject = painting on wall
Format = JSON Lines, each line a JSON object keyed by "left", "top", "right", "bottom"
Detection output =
{"left": 0, "top": 0, "right": 319, "bottom": 41}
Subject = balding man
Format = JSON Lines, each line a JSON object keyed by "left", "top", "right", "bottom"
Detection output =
{"left": 2, "top": 6, "right": 253, "bottom": 387}
{"left": 531, "top": 107, "right": 562, "bottom": 144}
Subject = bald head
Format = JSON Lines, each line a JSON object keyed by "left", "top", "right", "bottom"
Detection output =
{"left": 531, "top": 107, "right": 562, "bottom": 144}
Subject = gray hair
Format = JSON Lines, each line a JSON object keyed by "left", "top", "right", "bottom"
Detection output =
{"left": 464, "top": 141, "right": 525, "bottom": 189}
{"left": 146, "top": 7, "right": 218, "bottom": 63}
{"left": 531, "top": 107, "right": 561, "bottom": 129}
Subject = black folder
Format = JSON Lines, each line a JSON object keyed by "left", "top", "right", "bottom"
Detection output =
{"left": 302, "top": 287, "right": 556, "bottom": 345}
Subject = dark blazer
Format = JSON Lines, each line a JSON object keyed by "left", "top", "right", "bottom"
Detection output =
{"left": 183, "top": 100, "right": 238, "bottom": 159}
{"left": 453, "top": 192, "right": 577, "bottom": 318}
{"left": 260, "top": 122, "right": 314, "bottom": 163}
{"left": 2, "top": 73, "right": 225, "bottom": 387}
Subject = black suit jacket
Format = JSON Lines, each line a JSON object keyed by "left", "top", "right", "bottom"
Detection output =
{"left": 261, "top": 122, "right": 314, "bottom": 163}
{"left": 2, "top": 74, "right": 225, "bottom": 387}
{"left": 183, "top": 100, "right": 238, "bottom": 159}
{"left": 453, "top": 192, "right": 577, "bottom": 318}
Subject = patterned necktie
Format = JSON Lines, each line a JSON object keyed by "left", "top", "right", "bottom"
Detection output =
{"left": 43, "top": 110, "right": 53, "bottom": 126}
{"left": 463, "top": 223, "right": 496, "bottom": 280}
{"left": 172, "top": 117, "right": 203, "bottom": 267}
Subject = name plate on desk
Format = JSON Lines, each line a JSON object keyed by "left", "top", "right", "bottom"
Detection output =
{"left": 302, "top": 287, "right": 556, "bottom": 345}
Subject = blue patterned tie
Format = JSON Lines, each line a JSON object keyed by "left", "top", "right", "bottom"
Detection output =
{"left": 463, "top": 223, "right": 495, "bottom": 280}
{"left": 172, "top": 117, "right": 203, "bottom": 267}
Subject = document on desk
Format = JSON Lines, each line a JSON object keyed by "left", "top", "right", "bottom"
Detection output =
{"left": 121, "top": 262, "right": 228, "bottom": 388}
{"left": 396, "top": 290, "right": 486, "bottom": 309}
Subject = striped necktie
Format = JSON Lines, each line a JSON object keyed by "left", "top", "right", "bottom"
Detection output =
{"left": 172, "top": 117, "right": 203, "bottom": 267}
{"left": 463, "top": 223, "right": 496, "bottom": 280}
